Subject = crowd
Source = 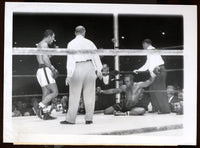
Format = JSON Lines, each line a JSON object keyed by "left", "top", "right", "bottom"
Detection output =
{"left": 12, "top": 99, "right": 36, "bottom": 117}
{"left": 12, "top": 96, "right": 85, "bottom": 117}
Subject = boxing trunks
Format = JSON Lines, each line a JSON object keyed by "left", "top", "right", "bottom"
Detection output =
{"left": 36, "top": 64, "right": 56, "bottom": 87}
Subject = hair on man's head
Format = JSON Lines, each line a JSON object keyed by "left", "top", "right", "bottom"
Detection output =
{"left": 43, "top": 29, "right": 54, "bottom": 38}
{"left": 142, "top": 39, "right": 152, "bottom": 45}
{"left": 75, "top": 25, "right": 86, "bottom": 34}
{"left": 124, "top": 74, "right": 134, "bottom": 81}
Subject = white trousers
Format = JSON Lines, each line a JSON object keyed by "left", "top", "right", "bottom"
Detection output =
{"left": 66, "top": 61, "right": 96, "bottom": 123}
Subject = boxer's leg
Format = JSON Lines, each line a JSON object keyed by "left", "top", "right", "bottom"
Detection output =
{"left": 39, "top": 67, "right": 58, "bottom": 106}
{"left": 104, "top": 106, "right": 115, "bottom": 115}
{"left": 41, "top": 86, "right": 50, "bottom": 103}
{"left": 129, "top": 107, "right": 146, "bottom": 115}
{"left": 42, "top": 83, "right": 58, "bottom": 105}
{"left": 104, "top": 102, "right": 123, "bottom": 115}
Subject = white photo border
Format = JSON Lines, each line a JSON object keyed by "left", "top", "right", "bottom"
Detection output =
{"left": 4, "top": 2, "right": 197, "bottom": 145}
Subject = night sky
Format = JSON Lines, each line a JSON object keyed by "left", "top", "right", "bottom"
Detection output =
{"left": 12, "top": 13, "right": 183, "bottom": 96}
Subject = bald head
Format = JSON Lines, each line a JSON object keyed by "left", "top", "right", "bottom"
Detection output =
{"left": 75, "top": 25, "right": 86, "bottom": 36}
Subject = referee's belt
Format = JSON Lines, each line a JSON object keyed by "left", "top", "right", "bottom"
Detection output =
{"left": 76, "top": 59, "right": 92, "bottom": 63}
{"left": 38, "top": 64, "right": 47, "bottom": 68}
{"left": 158, "top": 64, "right": 165, "bottom": 68}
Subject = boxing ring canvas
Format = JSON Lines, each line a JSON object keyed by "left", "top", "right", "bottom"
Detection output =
{"left": 4, "top": 2, "right": 197, "bottom": 146}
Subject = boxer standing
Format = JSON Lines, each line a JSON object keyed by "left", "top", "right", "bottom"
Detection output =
{"left": 60, "top": 26, "right": 102, "bottom": 124}
{"left": 134, "top": 39, "right": 170, "bottom": 114}
{"left": 33, "top": 29, "right": 59, "bottom": 120}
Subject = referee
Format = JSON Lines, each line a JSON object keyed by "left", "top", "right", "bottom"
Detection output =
{"left": 134, "top": 39, "right": 170, "bottom": 114}
{"left": 60, "top": 26, "right": 103, "bottom": 124}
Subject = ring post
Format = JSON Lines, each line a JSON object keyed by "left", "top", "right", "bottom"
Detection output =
{"left": 114, "top": 13, "right": 120, "bottom": 103}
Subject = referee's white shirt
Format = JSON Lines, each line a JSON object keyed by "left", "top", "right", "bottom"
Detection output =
{"left": 66, "top": 35, "right": 103, "bottom": 77}
{"left": 138, "top": 45, "right": 164, "bottom": 72}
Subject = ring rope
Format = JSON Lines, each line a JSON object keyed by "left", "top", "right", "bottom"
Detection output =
{"left": 12, "top": 93, "right": 69, "bottom": 98}
{"left": 12, "top": 69, "right": 183, "bottom": 78}
{"left": 12, "top": 48, "right": 183, "bottom": 56}
{"left": 12, "top": 90, "right": 182, "bottom": 98}
{"left": 160, "top": 45, "right": 183, "bottom": 49}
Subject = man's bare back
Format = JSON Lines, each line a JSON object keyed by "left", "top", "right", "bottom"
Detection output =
{"left": 36, "top": 41, "right": 53, "bottom": 69}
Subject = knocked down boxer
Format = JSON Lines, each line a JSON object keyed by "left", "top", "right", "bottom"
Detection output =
{"left": 97, "top": 73, "right": 156, "bottom": 116}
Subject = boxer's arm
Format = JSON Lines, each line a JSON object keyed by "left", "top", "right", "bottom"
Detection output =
{"left": 136, "top": 56, "right": 149, "bottom": 72}
{"left": 101, "top": 88, "right": 122, "bottom": 94}
{"left": 137, "top": 75, "right": 155, "bottom": 88}
{"left": 36, "top": 42, "right": 55, "bottom": 70}
{"left": 42, "top": 55, "right": 55, "bottom": 71}
{"left": 101, "top": 85, "right": 125, "bottom": 94}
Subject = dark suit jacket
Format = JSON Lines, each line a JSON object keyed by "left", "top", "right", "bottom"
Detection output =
{"left": 96, "top": 75, "right": 115, "bottom": 90}
{"left": 169, "top": 95, "right": 180, "bottom": 112}
{"left": 96, "top": 73, "right": 116, "bottom": 110}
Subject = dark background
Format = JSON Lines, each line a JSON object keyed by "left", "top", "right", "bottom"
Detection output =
{"left": 0, "top": 0, "right": 199, "bottom": 148}
{"left": 12, "top": 13, "right": 183, "bottom": 96}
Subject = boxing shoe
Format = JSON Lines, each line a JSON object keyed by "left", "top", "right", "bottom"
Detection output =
{"left": 85, "top": 121, "right": 93, "bottom": 124}
{"left": 78, "top": 108, "right": 85, "bottom": 114}
{"left": 60, "top": 120, "right": 75, "bottom": 124}
{"left": 148, "top": 109, "right": 158, "bottom": 113}
{"left": 157, "top": 111, "right": 170, "bottom": 114}
{"left": 43, "top": 113, "right": 56, "bottom": 120}
{"left": 114, "top": 111, "right": 128, "bottom": 116}
{"left": 32, "top": 104, "right": 43, "bottom": 119}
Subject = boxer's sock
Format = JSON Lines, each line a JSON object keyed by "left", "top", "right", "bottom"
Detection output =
{"left": 39, "top": 102, "right": 45, "bottom": 108}
{"left": 43, "top": 105, "right": 52, "bottom": 113}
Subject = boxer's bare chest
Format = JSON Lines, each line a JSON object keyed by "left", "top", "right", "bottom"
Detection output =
{"left": 124, "top": 84, "right": 141, "bottom": 101}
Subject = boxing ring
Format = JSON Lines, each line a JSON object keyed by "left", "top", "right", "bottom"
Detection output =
{"left": 12, "top": 48, "right": 184, "bottom": 141}
{"left": 11, "top": 16, "right": 184, "bottom": 144}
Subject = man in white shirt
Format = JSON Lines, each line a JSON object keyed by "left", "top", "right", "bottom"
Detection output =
{"left": 60, "top": 26, "right": 103, "bottom": 124}
{"left": 134, "top": 39, "right": 170, "bottom": 114}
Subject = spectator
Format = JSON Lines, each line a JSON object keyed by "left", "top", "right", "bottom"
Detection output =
{"left": 12, "top": 104, "right": 22, "bottom": 117}
{"left": 78, "top": 97, "right": 85, "bottom": 114}
{"left": 15, "top": 100, "right": 34, "bottom": 116}
{"left": 95, "top": 64, "right": 117, "bottom": 110}
{"left": 167, "top": 85, "right": 183, "bottom": 114}
{"left": 61, "top": 96, "right": 69, "bottom": 113}
{"left": 176, "top": 89, "right": 183, "bottom": 115}
{"left": 22, "top": 102, "right": 34, "bottom": 116}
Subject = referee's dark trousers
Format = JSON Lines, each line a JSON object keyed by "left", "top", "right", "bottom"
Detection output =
{"left": 149, "top": 65, "right": 170, "bottom": 113}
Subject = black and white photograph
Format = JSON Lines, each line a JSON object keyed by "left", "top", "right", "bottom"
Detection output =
{"left": 4, "top": 2, "right": 197, "bottom": 145}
